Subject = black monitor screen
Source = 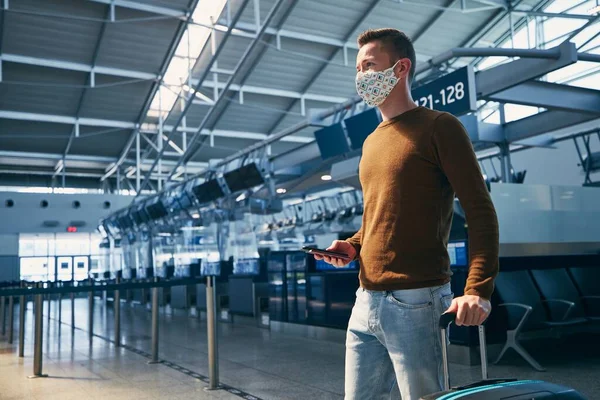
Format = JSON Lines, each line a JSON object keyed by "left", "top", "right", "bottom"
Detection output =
{"left": 192, "top": 179, "right": 224, "bottom": 204}
{"left": 131, "top": 208, "right": 144, "bottom": 225}
{"left": 313, "top": 123, "right": 350, "bottom": 160}
{"left": 448, "top": 241, "right": 468, "bottom": 267}
{"left": 131, "top": 204, "right": 151, "bottom": 224}
{"left": 223, "top": 163, "right": 265, "bottom": 194}
{"left": 117, "top": 213, "right": 133, "bottom": 230}
{"left": 140, "top": 205, "right": 152, "bottom": 223}
{"left": 145, "top": 198, "right": 168, "bottom": 220}
{"left": 155, "top": 202, "right": 168, "bottom": 219}
{"left": 233, "top": 258, "right": 260, "bottom": 275}
{"left": 344, "top": 108, "right": 380, "bottom": 150}
{"left": 201, "top": 261, "right": 221, "bottom": 276}
{"left": 267, "top": 253, "right": 286, "bottom": 272}
{"left": 286, "top": 252, "right": 307, "bottom": 272}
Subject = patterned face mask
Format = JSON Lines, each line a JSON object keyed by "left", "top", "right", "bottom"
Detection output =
{"left": 355, "top": 61, "right": 400, "bottom": 107}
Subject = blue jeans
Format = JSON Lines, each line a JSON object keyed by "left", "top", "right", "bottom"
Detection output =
{"left": 345, "top": 283, "right": 454, "bottom": 400}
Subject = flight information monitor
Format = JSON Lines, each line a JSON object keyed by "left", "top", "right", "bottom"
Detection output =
{"left": 233, "top": 258, "right": 260, "bottom": 275}
{"left": 145, "top": 197, "right": 168, "bottom": 220}
{"left": 447, "top": 240, "right": 468, "bottom": 267}
{"left": 201, "top": 261, "right": 221, "bottom": 276}
{"left": 223, "top": 163, "right": 265, "bottom": 194}
{"left": 191, "top": 178, "right": 224, "bottom": 204}
{"left": 117, "top": 211, "right": 134, "bottom": 231}
{"left": 131, "top": 205, "right": 145, "bottom": 226}
{"left": 344, "top": 108, "right": 381, "bottom": 150}
{"left": 313, "top": 123, "right": 350, "bottom": 160}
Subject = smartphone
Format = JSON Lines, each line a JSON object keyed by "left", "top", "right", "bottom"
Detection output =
{"left": 302, "top": 246, "right": 349, "bottom": 259}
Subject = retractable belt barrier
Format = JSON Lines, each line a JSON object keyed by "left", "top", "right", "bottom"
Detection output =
{"left": 0, "top": 277, "right": 219, "bottom": 389}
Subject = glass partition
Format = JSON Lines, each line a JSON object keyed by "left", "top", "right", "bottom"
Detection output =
{"left": 153, "top": 234, "right": 175, "bottom": 278}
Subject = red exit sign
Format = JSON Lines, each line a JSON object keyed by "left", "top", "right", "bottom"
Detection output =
{"left": 66, "top": 226, "right": 78, "bottom": 233}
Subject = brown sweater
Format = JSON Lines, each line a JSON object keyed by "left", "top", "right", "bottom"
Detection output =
{"left": 346, "top": 106, "right": 499, "bottom": 300}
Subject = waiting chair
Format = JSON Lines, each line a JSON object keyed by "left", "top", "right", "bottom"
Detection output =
{"left": 493, "top": 270, "right": 587, "bottom": 371}
{"left": 531, "top": 268, "right": 599, "bottom": 323}
{"left": 568, "top": 266, "right": 600, "bottom": 320}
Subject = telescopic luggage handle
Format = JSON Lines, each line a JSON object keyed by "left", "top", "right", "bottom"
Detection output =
{"left": 439, "top": 312, "right": 488, "bottom": 391}
{"left": 439, "top": 311, "right": 458, "bottom": 328}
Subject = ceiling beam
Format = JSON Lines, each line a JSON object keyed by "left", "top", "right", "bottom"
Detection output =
{"left": 0, "top": 110, "right": 136, "bottom": 129}
{"left": 86, "top": 0, "right": 187, "bottom": 18}
{"left": 190, "top": 79, "right": 348, "bottom": 104}
{"left": 100, "top": 0, "right": 200, "bottom": 184}
{"left": 84, "top": 0, "right": 435, "bottom": 63}
{"left": 142, "top": 0, "right": 291, "bottom": 190}
{"left": 0, "top": 53, "right": 157, "bottom": 81}
{"left": 264, "top": 0, "right": 385, "bottom": 137}
{"left": 475, "top": 41, "right": 578, "bottom": 97}
{"left": 426, "top": 0, "right": 526, "bottom": 78}
{"left": 57, "top": 6, "right": 112, "bottom": 182}
{"left": 0, "top": 109, "right": 312, "bottom": 143}
{"left": 473, "top": 0, "right": 508, "bottom": 8}
{"left": 0, "top": 53, "right": 236, "bottom": 85}
{"left": 510, "top": 10, "right": 598, "bottom": 21}
{"left": 141, "top": 125, "right": 312, "bottom": 143}
{"left": 106, "top": 0, "right": 250, "bottom": 187}
{"left": 220, "top": 21, "right": 431, "bottom": 63}
{"left": 487, "top": 81, "right": 600, "bottom": 114}
{"left": 0, "top": 169, "right": 107, "bottom": 179}
{"left": 0, "top": 150, "right": 117, "bottom": 163}
{"left": 0, "top": 168, "right": 189, "bottom": 180}
{"left": 504, "top": 110, "right": 599, "bottom": 143}
{"left": 205, "top": 2, "right": 300, "bottom": 134}
{"left": 0, "top": 150, "right": 209, "bottom": 169}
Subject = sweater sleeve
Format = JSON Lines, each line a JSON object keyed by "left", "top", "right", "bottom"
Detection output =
{"left": 345, "top": 226, "right": 362, "bottom": 261}
{"left": 432, "top": 113, "right": 499, "bottom": 300}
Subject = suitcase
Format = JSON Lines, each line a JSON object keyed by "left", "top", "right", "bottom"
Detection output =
{"left": 420, "top": 312, "right": 587, "bottom": 399}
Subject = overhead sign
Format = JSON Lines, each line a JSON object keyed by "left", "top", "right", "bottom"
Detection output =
{"left": 411, "top": 65, "right": 477, "bottom": 116}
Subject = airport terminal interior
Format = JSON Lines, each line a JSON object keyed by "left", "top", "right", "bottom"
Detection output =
{"left": 0, "top": 0, "right": 600, "bottom": 399}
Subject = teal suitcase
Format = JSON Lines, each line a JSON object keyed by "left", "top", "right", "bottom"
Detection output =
{"left": 420, "top": 313, "right": 586, "bottom": 399}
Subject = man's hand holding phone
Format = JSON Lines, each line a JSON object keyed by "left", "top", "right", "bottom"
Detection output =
{"left": 313, "top": 240, "right": 357, "bottom": 267}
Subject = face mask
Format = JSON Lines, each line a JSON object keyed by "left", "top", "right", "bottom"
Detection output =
{"left": 355, "top": 61, "right": 400, "bottom": 107}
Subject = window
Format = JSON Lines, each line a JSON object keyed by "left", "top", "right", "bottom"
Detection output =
{"left": 19, "top": 234, "right": 54, "bottom": 257}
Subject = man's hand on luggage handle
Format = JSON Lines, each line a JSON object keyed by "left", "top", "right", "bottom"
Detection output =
{"left": 445, "top": 295, "right": 491, "bottom": 326}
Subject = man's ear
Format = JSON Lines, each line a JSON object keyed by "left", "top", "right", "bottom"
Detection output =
{"left": 395, "top": 59, "right": 411, "bottom": 80}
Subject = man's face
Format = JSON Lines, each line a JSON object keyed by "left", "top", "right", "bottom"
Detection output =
{"left": 356, "top": 41, "right": 394, "bottom": 74}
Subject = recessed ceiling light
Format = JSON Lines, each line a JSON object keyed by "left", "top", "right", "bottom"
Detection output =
{"left": 276, "top": 188, "right": 287, "bottom": 194}
{"left": 321, "top": 174, "right": 332, "bottom": 181}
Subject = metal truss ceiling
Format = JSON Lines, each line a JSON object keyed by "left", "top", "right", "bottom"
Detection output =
{"left": 2, "top": 0, "right": 598, "bottom": 192}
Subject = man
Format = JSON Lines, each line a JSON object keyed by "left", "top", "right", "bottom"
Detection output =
{"left": 314, "top": 29, "right": 499, "bottom": 400}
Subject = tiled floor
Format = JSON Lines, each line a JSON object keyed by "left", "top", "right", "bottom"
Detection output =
{"left": 0, "top": 296, "right": 598, "bottom": 399}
